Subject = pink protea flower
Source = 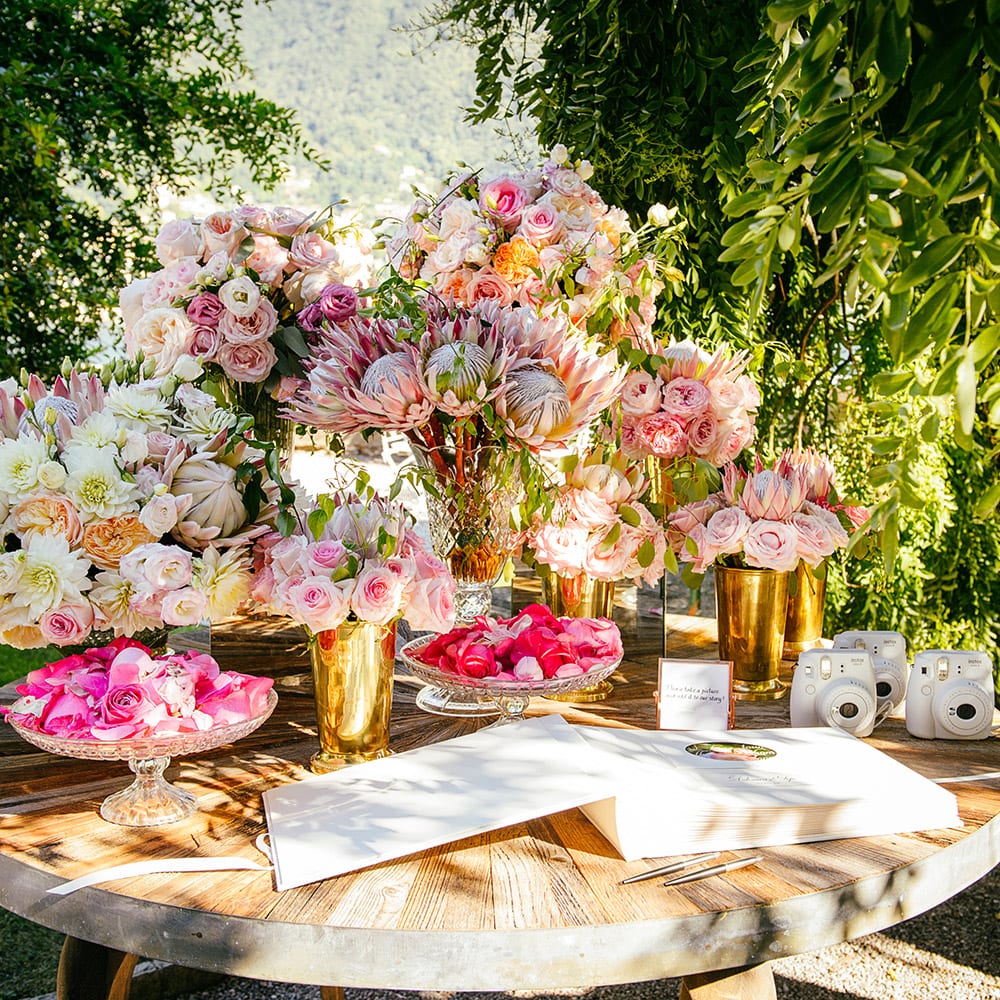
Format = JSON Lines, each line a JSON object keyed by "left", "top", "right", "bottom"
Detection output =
{"left": 738, "top": 467, "right": 808, "bottom": 521}
{"left": 775, "top": 447, "right": 836, "bottom": 503}
{"left": 284, "top": 316, "right": 434, "bottom": 435}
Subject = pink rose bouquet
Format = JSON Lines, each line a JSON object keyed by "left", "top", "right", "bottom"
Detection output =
{"left": 667, "top": 455, "right": 862, "bottom": 575}
{"left": 2, "top": 636, "right": 274, "bottom": 741}
{"left": 251, "top": 486, "right": 456, "bottom": 635}
{"left": 386, "top": 147, "right": 685, "bottom": 348}
{"left": 119, "top": 204, "right": 374, "bottom": 396}
{"left": 619, "top": 339, "right": 761, "bottom": 470}
{"left": 413, "top": 603, "right": 623, "bottom": 682}
{"left": 0, "top": 364, "right": 288, "bottom": 650}
{"left": 525, "top": 449, "right": 667, "bottom": 587}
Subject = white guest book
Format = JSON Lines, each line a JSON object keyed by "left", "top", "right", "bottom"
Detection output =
{"left": 262, "top": 715, "right": 961, "bottom": 889}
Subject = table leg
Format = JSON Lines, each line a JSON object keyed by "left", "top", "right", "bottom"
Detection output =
{"left": 56, "top": 936, "right": 139, "bottom": 1000}
{"left": 679, "top": 964, "right": 776, "bottom": 1000}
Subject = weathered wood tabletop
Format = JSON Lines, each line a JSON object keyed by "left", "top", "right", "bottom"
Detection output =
{"left": 1, "top": 586, "right": 999, "bottom": 1000}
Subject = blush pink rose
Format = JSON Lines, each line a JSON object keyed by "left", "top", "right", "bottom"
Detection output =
{"left": 742, "top": 520, "right": 800, "bottom": 573}
{"left": 39, "top": 602, "right": 94, "bottom": 646}
{"left": 564, "top": 490, "right": 617, "bottom": 532}
{"left": 189, "top": 324, "right": 222, "bottom": 359}
{"left": 218, "top": 299, "right": 278, "bottom": 344}
{"left": 289, "top": 231, "right": 338, "bottom": 270}
{"left": 217, "top": 339, "right": 278, "bottom": 382}
{"left": 247, "top": 235, "right": 289, "bottom": 286}
{"left": 201, "top": 212, "right": 247, "bottom": 257}
{"left": 687, "top": 410, "right": 722, "bottom": 457}
{"left": 516, "top": 202, "right": 564, "bottom": 247}
{"left": 661, "top": 377, "right": 712, "bottom": 421}
{"left": 404, "top": 577, "right": 456, "bottom": 634}
{"left": 620, "top": 370, "right": 663, "bottom": 418}
{"left": 306, "top": 539, "right": 348, "bottom": 573}
{"left": 466, "top": 266, "right": 515, "bottom": 306}
{"left": 161, "top": 587, "right": 210, "bottom": 626}
{"left": 581, "top": 529, "right": 631, "bottom": 581}
{"left": 287, "top": 577, "right": 351, "bottom": 632}
{"left": 155, "top": 219, "right": 202, "bottom": 265}
{"left": 703, "top": 507, "right": 751, "bottom": 557}
{"left": 635, "top": 412, "right": 688, "bottom": 459}
{"left": 350, "top": 566, "right": 406, "bottom": 626}
{"left": 529, "top": 521, "right": 590, "bottom": 575}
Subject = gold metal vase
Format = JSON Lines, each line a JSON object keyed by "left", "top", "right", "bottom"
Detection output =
{"left": 714, "top": 565, "right": 789, "bottom": 701}
{"left": 783, "top": 561, "right": 827, "bottom": 657}
{"left": 540, "top": 572, "right": 616, "bottom": 702}
{"left": 309, "top": 620, "right": 396, "bottom": 773}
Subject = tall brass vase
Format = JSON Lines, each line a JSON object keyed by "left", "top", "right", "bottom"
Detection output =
{"left": 309, "top": 620, "right": 396, "bottom": 773}
{"left": 714, "top": 566, "right": 789, "bottom": 701}
{"left": 541, "top": 572, "right": 616, "bottom": 702}
{"left": 783, "top": 561, "right": 827, "bottom": 657}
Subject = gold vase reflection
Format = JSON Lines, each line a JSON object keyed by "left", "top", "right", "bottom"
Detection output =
{"left": 714, "top": 566, "right": 789, "bottom": 701}
{"left": 783, "top": 561, "right": 827, "bottom": 657}
{"left": 541, "top": 572, "right": 616, "bottom": 702}
{"left": 309, "top": 620, "right": 396, "bottom": 773}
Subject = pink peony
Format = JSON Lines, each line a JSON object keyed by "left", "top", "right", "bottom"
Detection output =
{"left": 660, "top": 377, "right": 712, "bottom": 421}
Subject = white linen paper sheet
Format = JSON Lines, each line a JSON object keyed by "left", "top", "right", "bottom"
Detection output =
{"left": 262, "top": 714, "right": 614, "bottom": 891}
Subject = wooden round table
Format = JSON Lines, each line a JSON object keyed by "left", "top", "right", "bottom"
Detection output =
{"left": 1, "top": 609, "right": 999, "bottom": 1000}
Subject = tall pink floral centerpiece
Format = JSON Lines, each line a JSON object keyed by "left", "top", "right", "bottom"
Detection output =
{"left": 118, "top": 204, "right": 373, "bottom": 451}
{"left": 252, "top": 486, "right": 456, "bottom": 770}
{"left": 0, "top": 362, "right": 287, "bottom": 652}
{"left": 668, "top": 459, "right": 861, "bottom": 699}
{"left": 282, "top": 293, "right": 625, "bottom": 622}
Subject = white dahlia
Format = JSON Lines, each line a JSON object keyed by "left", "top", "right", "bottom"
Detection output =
{"left": 63, "top": 445, "right": 140, "bottom": 520}
{"left": 10, "top": 533, "right": 91, "bottom": 620}
{"left": 0, "top": 437, "right": 50, "bottom": 497}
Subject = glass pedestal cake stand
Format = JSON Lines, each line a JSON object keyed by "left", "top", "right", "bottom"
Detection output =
{"left": 8, "top": 690, "right": 277, "bottom": 827}
{"left": 401, "top": 638, "right": 620, "bottom": 724}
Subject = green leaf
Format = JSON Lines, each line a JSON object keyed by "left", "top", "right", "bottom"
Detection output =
{"left": 307, "top": 508, "right": 328, "bottom": 541}
{"left": 876, "top": 7, "right": 911, "bottom": 82}
{"left": 955, "top": 353, "right": 978, "bottom": 436}
{"left": 974, "top": 481, "right": 1000, "bottom": 518}
{"left": 637, "top": 538, "right": 656, "bottom": 568}
{"left": 619, "top": 504, "right": 642, "bottom": 528}
{"left": 873, "top": 371, "right": 915, "bottom": 395}
{"left": 894, "top": 235, "right": 968, "bottom": 292}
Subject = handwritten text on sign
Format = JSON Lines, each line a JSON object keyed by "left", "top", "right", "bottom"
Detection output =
{"left": 656, "top": 659, "right": 734, "bottom": 731}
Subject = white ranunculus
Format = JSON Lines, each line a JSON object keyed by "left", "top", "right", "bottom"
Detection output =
{"left": 647, "top": 202, "right": 674, "bottom": 227}
{"left": 0, "top": 437, "right": 50, "bottom": 497}
{"left": 37, "top": 461, "right": 67, "bottom": 491}
{"left": 63, "top": 446, "right": 139, "bottom": 520}
{"left": 218, "top": 275, "right": 261, "bottom": 318}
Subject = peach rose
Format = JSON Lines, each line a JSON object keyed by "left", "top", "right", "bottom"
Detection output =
{"left": 493, "top": 236, "right": 541, "bottom": 285}
{"left": 11, "top": 494, "right": 84, "bottom": 545}
{"left": 83, "top": 516, "right": 158, "bottom": 571}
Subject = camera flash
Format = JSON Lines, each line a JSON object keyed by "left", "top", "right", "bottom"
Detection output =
{"left": 820, "top": 656, "right": 832, "bottom": 679}
{"left": 936, "top": 656, "right": 949, "bottom": 681}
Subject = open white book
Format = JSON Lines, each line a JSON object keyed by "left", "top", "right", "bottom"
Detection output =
{"left": 262, "top": 716, "right": 961, "bottom": 889}
{"left": 574, "top": 725, "right": 962, "bottom": 860}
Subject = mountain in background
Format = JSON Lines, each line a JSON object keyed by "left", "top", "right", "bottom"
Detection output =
{"left": 236, "top": 0, "right": 536, "bottom": 221}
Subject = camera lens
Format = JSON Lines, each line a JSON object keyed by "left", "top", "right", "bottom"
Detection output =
{"left": 938, "top": 684, "right": 992, "bottom": 736}
{"left": 876, "top": 681, "right": 891, "bottom": 698}
{"left": 956, "top": 702, "right": 977, "bottom": 721}
{"left": 838, "top": 702, "right": 860, "bottom": 719}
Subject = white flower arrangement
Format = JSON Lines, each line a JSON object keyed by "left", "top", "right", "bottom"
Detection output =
{"left": 0, "top": 361, "right": 288, "bottom": 649}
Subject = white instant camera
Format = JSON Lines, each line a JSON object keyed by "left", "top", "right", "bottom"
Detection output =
{"left": 832, "top": 630, "right": 909, "bottom": 711}
{"left": 790, "top": 648, "right": 878, "bottom": 738}
{"left": 905, "top": 649, "right": 995, "bottom": 740}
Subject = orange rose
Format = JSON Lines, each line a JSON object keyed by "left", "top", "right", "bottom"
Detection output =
{"left": 11, "top": 494, "right": 84, "bottom": 545}
{"left": 438, "top": 267, "right": 475, "bottom": 304}
{"left": 493, "top": 237, "right": 541, "bottom": 285}
{"left": 83, "top": 515, "right": 158, "bottom": 570}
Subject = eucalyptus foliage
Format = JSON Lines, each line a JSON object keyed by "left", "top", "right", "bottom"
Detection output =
{"left": 0, "top": 0, "right": 319, "bottom": 378}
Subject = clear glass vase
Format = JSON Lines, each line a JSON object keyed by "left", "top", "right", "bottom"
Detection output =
{"left": 220, "top": 377, "right": 295, "bottom": 458}
{"left": 408, "top": 440, "right": 522, "bottom": 717}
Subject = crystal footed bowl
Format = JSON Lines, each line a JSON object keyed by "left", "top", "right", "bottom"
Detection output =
{"left": 8, "top": 689, "right": 277, "bottom": 827}
{"left": 400, "top": 638, "right": 620, "bottom": 724}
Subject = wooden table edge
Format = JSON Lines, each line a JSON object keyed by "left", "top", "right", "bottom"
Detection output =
{"left": 2, "top": 811, "right": 998, "bottom": 991}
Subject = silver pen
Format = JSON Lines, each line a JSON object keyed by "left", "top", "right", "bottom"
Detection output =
{"left": 620, "top": 852, "right": 720, "bottom": 885}
{"left": 661, "top": 854, "right": 763, "bottom": 887}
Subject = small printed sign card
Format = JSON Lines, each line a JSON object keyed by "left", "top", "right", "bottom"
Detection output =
{"left": 656, "top": 659, "right": 734, "bottom": 731}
